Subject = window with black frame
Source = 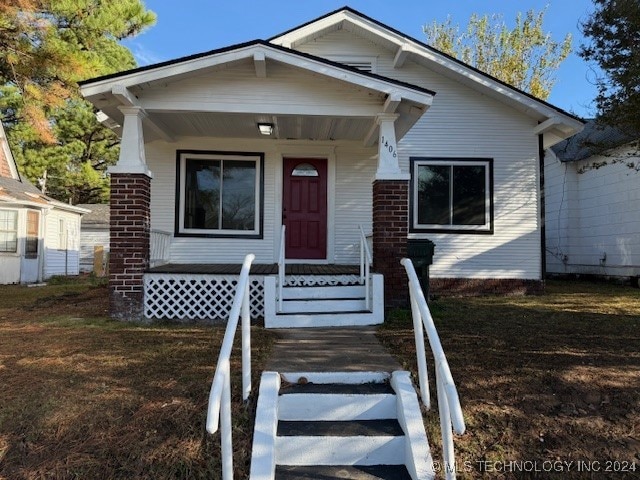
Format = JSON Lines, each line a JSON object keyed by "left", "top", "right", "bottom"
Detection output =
{"left": 411, "top": 158, "right": 493, "bottom": 234}
{"left": 177, "top": 151, "right": 263, "bottom": 237}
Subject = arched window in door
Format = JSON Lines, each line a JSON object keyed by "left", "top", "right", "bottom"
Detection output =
{"left": 291, "top": 163, "right": 319, "bottom": 177}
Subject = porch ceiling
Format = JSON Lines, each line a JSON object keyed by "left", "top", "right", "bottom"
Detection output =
{"left": 146, "top": 112, "right": 373, "bottom": 141}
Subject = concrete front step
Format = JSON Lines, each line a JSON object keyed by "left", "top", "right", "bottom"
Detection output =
{"left": 280, "top": 298, "right": 367, "bottom": 313}
{"left": 266, "top": 311, "right": 380, "bottom": 328}
{"left": 249, "top": 371, "right": 434, "bottom": 480}
{"left": 282, "top": 285, "right": 366, "bottom": 300}
{"left": 264, "top": 275, "right": 384, "bottom": 328}
{"left": 275, "top": 435, "right": 405, "bottom": 466}
{"left": 275, "top": 465, "right": 412, "bottom": 480}
{"left": 278, "top": 392, "right": 397, "bottom": 421}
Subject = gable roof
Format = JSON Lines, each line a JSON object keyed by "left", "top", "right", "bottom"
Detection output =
{"left": 270, "top": 6, "right": 583, "bottom": 136}
{"left": 79, "top": 39, "right": 434, "bottom": 101}
{"left": 77, "top": 203, "right": 109, "bottom": 227}
{"left": 0, "top": 121, "right": 20, "bottom": 180}
{"left": 0, "top": 122, "right": 88, "bottom": 214}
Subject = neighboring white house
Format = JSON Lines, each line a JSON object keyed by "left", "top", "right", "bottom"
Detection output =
{"left": 79, "top": 7, "right": 583, "bottom": 321}
{"left": 545, "top": 121, "right": 639, "bottom": 283}
{"left": 76, "top": 204, "right": 110, "bottom": 273}
{"left": 0, "top": 121, "right": 88, "bottom": 284}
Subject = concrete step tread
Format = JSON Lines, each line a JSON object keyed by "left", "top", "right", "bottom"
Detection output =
{"left": 280, "top": 382, "right": 394, "bottom": 395}
{"left": 277, "top": 419, "right": 404, "bottom": 437}
{"left": 275, "top": 465, "right": 412, "bottom": 480}
{"left": 275, "top": 310, "right": 372, "bottom": 316}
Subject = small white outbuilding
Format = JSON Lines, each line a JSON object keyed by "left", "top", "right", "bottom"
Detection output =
{"left": 0, "top": 121, "right": 88, "bottom": 284}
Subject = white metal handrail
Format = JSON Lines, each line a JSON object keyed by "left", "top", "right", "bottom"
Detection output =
{"left": 277, "top": 225, "right": 286, "bottom": 312}
{"left": 205, "top": 253, "right": 255, "bottom": 480}
{"left": 401, "top": 258, "right": 466, "bottom": 480}
{"left": 359, "top": 225, "right": 373, "bottom": 311}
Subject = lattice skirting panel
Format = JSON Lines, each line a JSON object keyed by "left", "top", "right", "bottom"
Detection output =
{"left": 144, "top": 274, "right": 265, "bottom": 321}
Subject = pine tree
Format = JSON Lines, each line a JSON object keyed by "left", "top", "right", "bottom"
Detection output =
{"left": 0, "top": 0, "right": 155, "bottom": 202}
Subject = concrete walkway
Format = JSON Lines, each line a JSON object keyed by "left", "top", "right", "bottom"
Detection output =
{"left": 265, "top": 327, "right": 401, "bottom": 372}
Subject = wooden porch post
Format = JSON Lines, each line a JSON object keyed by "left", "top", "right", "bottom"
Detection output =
{"left": 108, "top": 106, "right": 152, "bottom": 320}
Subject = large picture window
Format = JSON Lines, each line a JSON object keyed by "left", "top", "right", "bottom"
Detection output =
{"left": 0, "top": 210, "right": 18, "bottom": 253}
{"left": 176, "top": 151, "right": 263, "bottom": 238}
{"left": 410, "top": 158, "right": 493, "bottom": 234}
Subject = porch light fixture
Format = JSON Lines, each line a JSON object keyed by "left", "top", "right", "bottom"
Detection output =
{"left": 257, "top": 123, "right": 273, "bottom": 136}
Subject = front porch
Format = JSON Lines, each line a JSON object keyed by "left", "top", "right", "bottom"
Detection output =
{"left": 148, "top": 263, "right": 360, "bottom": 275}
{"left": 144, "top": 261, "right": 384, "bottom": 326}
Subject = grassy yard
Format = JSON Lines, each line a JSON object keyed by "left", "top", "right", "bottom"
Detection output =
{"left": 378, "top": 280, "right": 640, "bottom": 479}
{"left": 0, "top": 279, "right": 275, "bottom": 479}
{"left": 0, "top": 279, "right": 638, "bottom": 479}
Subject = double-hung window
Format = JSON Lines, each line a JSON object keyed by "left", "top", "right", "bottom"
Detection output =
{"left": 176, "top": 151, "right": 263, "bottom": 238}
{"left": 0, "top": 210, "right": 18, "bottom": 253}
{"left": 410, "top": 158, "right": 493, "bottom": 234}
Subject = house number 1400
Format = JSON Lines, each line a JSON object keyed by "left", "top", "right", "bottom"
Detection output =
{"left": 381, "top": 136, "right": 397, "bottom": 158}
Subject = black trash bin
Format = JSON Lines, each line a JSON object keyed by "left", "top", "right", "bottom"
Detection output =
{"left": 406, "top": 239, "right": 435, "bottom": 300}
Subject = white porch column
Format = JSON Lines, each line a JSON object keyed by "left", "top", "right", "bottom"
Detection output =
{"left": 375, "top": 113, "right": 409, "bottom": 181}
{"left": 109, "top": 106, "right": 152, "bottom": 177}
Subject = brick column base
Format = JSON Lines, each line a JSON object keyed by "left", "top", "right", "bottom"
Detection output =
{"left": 109, "top": 173, "right": 151, "bottom": 321}
{"left": 372, "top": 179, "right": 409, "bottom": 309}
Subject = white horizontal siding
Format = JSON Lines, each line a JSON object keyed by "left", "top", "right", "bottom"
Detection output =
{"left": 137, "top": 61, "right": 384, "bottom": 116}
{"left": 44, "top": 209, "right": 81, "bottom": 278}
{"left": 79, "top": 230, "right": 109, "bottom": 273}
{"left": 147, "top": 138, "right": 377, "bottom": 265}
{"left": 140, "top": 28, "right": 547, "bottom": 279}
{"left": 298, "top": 28, "right": 542, "bottom": 279}
{"left": 545, "top": 145, "right": 640, "bottom": 277}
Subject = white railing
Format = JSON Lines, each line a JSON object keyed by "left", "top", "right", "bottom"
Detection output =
{"left": 205, "top": 253, "right": 255, "bottom": 480}
{"left": 277, "top": 225, "right": 286, "bottom": 312}
{"left": 359, "top": 225, "right": 373, "bottom": 311}
{"left": 401, "top": 258, "right": 466, "bottom": 480}
{"left": 150, "top": 229, "right": 171, "bottom": 267}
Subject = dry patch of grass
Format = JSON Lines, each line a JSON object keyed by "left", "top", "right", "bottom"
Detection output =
{"left": 0, "top": 280, "right": 275, "bottom": 479}
{"left": 378, "top": 280, "right": 640, "bottom": 479}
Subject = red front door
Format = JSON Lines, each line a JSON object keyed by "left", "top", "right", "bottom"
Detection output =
{"left": 283, "top": 158, "right": 327, "bottom": 259}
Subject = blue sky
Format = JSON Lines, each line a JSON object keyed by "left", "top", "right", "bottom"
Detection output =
{"left": 122, "top": 0, "right": 600, "bottom": 118}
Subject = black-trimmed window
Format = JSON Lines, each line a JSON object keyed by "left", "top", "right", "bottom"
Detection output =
{"left": 176, "top": 151, "right": 264, "bottom": 238}
{"left": 410, "top": 158, "right": 493, "bottom": 234}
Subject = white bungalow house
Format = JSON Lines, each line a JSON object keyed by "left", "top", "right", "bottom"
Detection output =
{"left": 0, "top": 122, "right": 87, "bottom": 284}
{"left": 545, "top": 121, "right": 639, "bottom": 284}
{"left": 79, "top": 7, "right": 583, "bottom": 323}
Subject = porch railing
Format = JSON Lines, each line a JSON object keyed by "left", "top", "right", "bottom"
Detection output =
{"left": 401, "top": 258, "right": 466, "bottom": 480}
{"left": 359, "top": 225, "right": 373, "bottom": 311}
{"left": 277, "top": 225, "right": 285, "bottom": 312}
{"left": 205, "top": 253, "right": 255, "bottom": 480}
{"left": 150, "top": 229, "right": 171, "bottom": 267}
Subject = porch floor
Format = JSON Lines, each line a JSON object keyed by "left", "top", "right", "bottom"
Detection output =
{"left": 146, "top": 263, "right": 360, "bottom": 275}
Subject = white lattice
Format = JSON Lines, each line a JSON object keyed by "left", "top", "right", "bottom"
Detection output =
{"left": 144, "top": 274, "right": 264, "bottom": 321}
{"left": 283, "top": 274, "right": 363, "bottom": 287}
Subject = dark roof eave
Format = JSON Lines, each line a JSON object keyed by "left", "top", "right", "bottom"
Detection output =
{"left": 79, "top": 39, "right": 435, "bottom": 98}
{"left": 269, "top": 6, "right": 584, "bottom": 124}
